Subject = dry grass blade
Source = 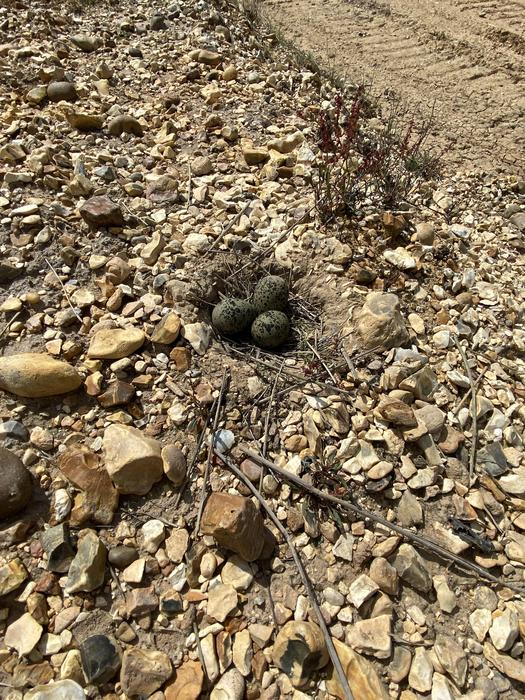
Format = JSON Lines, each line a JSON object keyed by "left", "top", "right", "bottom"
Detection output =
{"left": 215, "top": 448, "right": 355, "bottom": 700}
{"left": 240, "top": 447, "right": 525, "bottom": 596}
{"left": 452, "top": 335, "right": 478, "bottom": 487}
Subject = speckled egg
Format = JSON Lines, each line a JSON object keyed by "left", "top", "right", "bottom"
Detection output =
{"left": 253, "top": 275, "right": 289, "bottom": 313}
{"left": 251, "top": 311, "right": 290, "bottom": 349}
{"left": 212, "top": 298, "right": 257, "bottom": 335}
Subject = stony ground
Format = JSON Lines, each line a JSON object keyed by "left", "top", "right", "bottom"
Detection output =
{"left": 1, "top": 1, "right": 525, "bottom": 699}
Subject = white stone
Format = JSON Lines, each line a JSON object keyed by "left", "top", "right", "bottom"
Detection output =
{"left": 141, "top": 519, "right": 165, "bottom": 554}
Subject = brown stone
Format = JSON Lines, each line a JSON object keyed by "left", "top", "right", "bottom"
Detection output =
{"left": 79, "top": 196, "right": 124, "bottom": 229}
{"left": 120, "top": 648, "right": 172, "bottom": 697}
{"left": 151, "top": 312, "right": 181, "bottom": 344}
{"left": 165, "top": 660, "right": 204, "bottom": 700}
{"left": 326, "top": 639, "right": 389, "bottom": 700}
{"left": 59, "top": 445, "right": 118, "bottom": 525}
{"left": 376, "top": 398, "right": 417, "bottom": 427}
{"left": 0, "top": 353, "right": 81, "bottom": 398}
{"left": 98, "top": 380, "right": 135, "bottom": 407}
{"left": 170, "top": 346, "right": 192, "bottom": 371}
{"left": 200, "top": 492, "right": 266, "bottom": 562}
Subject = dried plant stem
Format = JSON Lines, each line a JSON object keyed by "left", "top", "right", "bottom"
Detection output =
{"left": 215, "top": 449, "right": 354, "bottom": 700}
{"left": 195, "top": 369, "right": 230, "bottom": 534}
{"left": 0, "top": 311, "right": 22, "bottom": 341}
{"left": 259, "top": 361, "right": 285, "bottom": 493}
{"left": 240, "top": 446, "right": 525, "bottom": 596}
{"left": 44, "top": 258, "right": 83, "bottom": 323}
{"left": 452, "top": 335, "right": 478, "bottom": 487}
{"left": 204, "top": 200, "right": 252, "bottom": 258}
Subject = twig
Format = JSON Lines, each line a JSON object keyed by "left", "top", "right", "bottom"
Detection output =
{"left": 193, "top": 619, "right": 209, "bottom": 689}
{"left": 44, "top": 258, "right": 83, "bottom": 323}
{"left": 186, "top": 162, "right": 192, "bottom": 207}
{"left": 240, "top": 447, "right": 525, "bottom": 596}
{"left": 452, "top": 335, "right": 478, "bottom": 487}
{"left": 174, "top": 402, "right": 216, "bottom": 508}
{"left": 195, "top": 369, "right": 230, "bottom": 534}
{"left": 0, "top": 311, "right": 22, "bottom": 342}
{"left": 215, "top": 449, "right": 354, "bottom": 700}
{"left": 452, "top": 365, "right": 488, "bottom": 416}
{"left": 259, "top": 361, "right": 285, "bottom": 493}
{"left": 305, "top": 337, "right": 338, "bottom": 384}
{"left": 109, "top": 565, "right": 125, "bottom": 598}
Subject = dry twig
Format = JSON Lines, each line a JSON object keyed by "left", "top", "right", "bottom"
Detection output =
{"left": 240, "top": 447, "right": 525, "bottom": 596}
{"left": 44, "top": 258, "right": 83, "bottom": 323}
{"left": 452, "top": 335, "right": 478, "bottom": 487}
{"left": 0, "top": 311, "right": 22, "bottom": 342}
{"left": 215, "top": 449, "right": 355, "bottom": 700}
{"left": 259, "top": 360, "right": 285, "bottom": 493}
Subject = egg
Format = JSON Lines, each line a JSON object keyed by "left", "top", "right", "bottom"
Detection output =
{"left": 251, "top": 310, "right": 290, "bottom": 349}
{"left": 253, "top": 275, "right": 289, "bottom": 313}
{"left": 212, "top": 298, "right": 257, "bottom": 335}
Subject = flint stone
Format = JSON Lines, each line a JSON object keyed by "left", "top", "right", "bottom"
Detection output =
{"left": 0, "top": 557, "right": 28, "bottom": 596}
{"left": 162, "top": 444, "right": 186, "bottom": 486}
{"left": 103, "top": 424, "right": 163, "bottom": 495}
{"left": 5, "top": 612, "right": 42, "bottom": 656}
{"left": 0, "top": 353, "right": 81, "bottom": 398}
{"left": 120, "top": 648, "right": 172, "bottom": 697}
{"left": 392, "top": 543, "right": 432, "bottom": 592}
{"left": 79, "top": 634, "right": 120, "bottom": 684}
{"left": 272, "top": 621, "right": 329, "bottom": 687}
{"left": 41, "top": 523, "right": 75, "bottom": 573}
{"left": 66, "top": 529, "right": 106, "bottom": 593}
{"left": 356, "top": 292, "right": 409, "bottom": 350}
{"left": 87, "top": 327, "right": 145, "bottom": 359}
{"left": 25, "top": 679, "right": 85, "bottom": 699}
{"left": 345, "top": 615, "right": 392, "bottom": 659}
{"left": 0, "top": 447, "right": 32, "bottom": 519}
{"left": 327, "top": 638, "right": 389, "bottom": 700}
{"left": 200, "top": 492, "right": 266, "bottom": 561}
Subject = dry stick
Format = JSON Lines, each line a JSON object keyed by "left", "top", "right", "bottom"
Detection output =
{"left": 44, "top": 258, "right": 83, "bottom": 324}
{"left": 0, "top": 311, "right": 22, "bottom": 342}
{"left": 259, "top": 361, "right": 285, "bottom": 494}
{"left": 452, "top": 335, "right": 478, "bottom": 487}
{"left": 195, "top": 369, "right": 230, "bottom": 534}
{"left": 204, "top": 200, "right": 252, "bottom": 258}
{"left": 215, "top": 450, "right": 354, "bottom": 700}
{"left": 305, "top": 337, "right": 338, "bottom": 384}
{"left": 192, "top": 619, "right": 209, "bottom": 689}
{"left": 240, "top": 447, "right": 525, "bottom": 596}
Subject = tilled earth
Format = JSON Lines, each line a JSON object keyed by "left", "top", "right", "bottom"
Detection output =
{"left": 1, "top": 1, "right": 525, "bottom": 700}
{"left": 262, "top": 0, "right": 525, "bottom": 174}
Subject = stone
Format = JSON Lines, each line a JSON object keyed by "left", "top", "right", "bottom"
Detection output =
{"left": 165, "top": 528, "right": 189, "bottom": 562}
{"left": 399, "top": 365, "right": 438, "bottom": 401}
{"left": 79, "top": 196, "right": 124, "bottom": 229}
{"left": 151, "top": 312, "right": 181, "bottom": 344}
{"left": 326, "top": 639, "right": 389, "bottom": 700}
{"left": 0, "top": 420, "right": 29, "bottom": 441}
{"left": 41, "top": 523, "right": 75, "bottom": 573}
{"left": 469, "top": 608, "right": 492, "bottom": 642}
{"left": 66, "top": 529, "right": 106, "bottom": 593}
{"left": 0, "top": 447, "right": 32, "bottom": 519}
{"left": 489, "top": 608, "right": 519, "bottom": 651}
{"left": 162, "top": 445, "right": 186, "bottom": 486}
{"left": 108, "top": 114, "right": 144, "bottom": 136}
{"left": 165, "top": 660, "right": 204, "bottom": 700}
{"left": 189, "top": 49, "right": 222, "bottom": 66}
{"left": 60, "top": 649, "right": 84, "bottom": 684}
{"left": 5, "top": 613, "right": 43, "bottom": 656}
{"left": 79, "top": 634, "right": 121, "bottom": 684}
{"left": 408, "top": 647, "right": 433, "bottom": 693}
{"left": 211, "top": 668, "right": 245, "bottom": 700}
{"left": 141, "top": 519, "right": 166, "bottom": 554}
{"left": 58, "top": 445, "right": 118, "bottom": 525}
{"left": 348, "top": 574, "right": 379, "bottom": 608}
{"left": 182, "top": 322, "right": 211, "bottom": 355}
{"left": 47, "top": 81, "right": 78, "bottom": 102}
{"left": 25, "top": 680, "right": 86, "bottom": 700}
{"left": 242, "top": 146, "right": 270, "bottom": 165}
{"left": 108, "top": 545, "right": 138, "bottom": 569}
{"left": 272, "top": 621, "right": 329, "bottom": 687}
{"left": 87, "top": 327, "right": 145, "bottom": 359}
{"left": 120, "top": 648, "right": 172, "bottom": 697}
{"left": 434, "top": 635, "right": 467, "bottom": 687}
{"left": 392, "top": 543, "right": 432, "bottom": 592}
{"left": 483, "top": 641, "right": 525, "bottom": 683}
{"left": 345, "top": 615, "right": 392, "bottom": 659}
{"left": 232, "top": 629, "right": 252, "bottom": 676}
{"left": 415, "top": 222, "right": 435, "bottom": 245}
{"left": 369, "top": 557, "right": 399, "bottom": 595}
{"left": 201, "top": 632, "right": 220, "bottom": 683}
{"left": 397, "top": 490, "right": 423, "bottom": 527}
{"left": 221, "top": 555, "right": 254, "bottom": 591}
{"left": 249, "top": 623, "right": 274, "bottom": 649}
{"left": 333, "top": 533, "right": 355, "bottom": 561}
{"left": 200, "top": 492, "right": 266, "bottom": 561}
{"left": 66, "top": 112, "right": 104, "bottom": 131}
{"left": 191, "top": 155, "right": 213, "bottom": 176}
{"left": 383, "top": 247, "right": 417, "bottom": 270}
{"left": 356, "top": 292, "right": 409, "bottom": 350}
{"left": 207, "top": 583, "right": 238, "bottom": 622}
{"left": 389, "top": 646, "right": 412, "bottom": 683}
{"left": 126, "top": 586, "right": 158, "bottom": 616}
{"left": 103, "top": 424, "right": 163, "bottom": 495}
{"left": 376, "top": 398, "right": 417, "bottom": 427}
{"left": 0, "top": 353, "right": 81, "bottom": 397}
{"left": 71, "top": 33, "right": 100, "bottom": 51}
{"left": 0, "top": 557, "right": 28, "bottom": 595}
{"left": 433, "top": 575, "right": 457, "bottom": 613}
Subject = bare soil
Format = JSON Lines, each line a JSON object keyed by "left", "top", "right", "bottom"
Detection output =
{"left": 262, "top": 0, "right": 525, "bottom": 174}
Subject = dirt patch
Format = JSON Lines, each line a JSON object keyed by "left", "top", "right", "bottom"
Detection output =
{"left": 262, "top": 0, "right": 525, "bottom": 174}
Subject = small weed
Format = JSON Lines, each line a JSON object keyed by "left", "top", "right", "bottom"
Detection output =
{"left": 313, "top": 91, "right": 441, "bottom": 222}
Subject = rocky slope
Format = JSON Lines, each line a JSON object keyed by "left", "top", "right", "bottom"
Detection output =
{"left": 1, "top": 0, "right": 525, "bottom": 699}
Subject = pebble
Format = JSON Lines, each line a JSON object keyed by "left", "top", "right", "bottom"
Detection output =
{"left": 0, "top": 447, "right": 32, "bottom": 519}
{"left": 103, "top": 424, "right": 163, "bottom": 495}
{"left": 79, "top": 634, "right": 121, "bottom": 684}
{"left": 0, "top": 354, "right": 81, "bottom": 398}
{"left": 120, "top": 648, "right": 172, "bottom": 697}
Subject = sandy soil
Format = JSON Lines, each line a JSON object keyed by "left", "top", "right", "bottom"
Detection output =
{"left": 262, "top": 0, "right": 525, "bottom": 174}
